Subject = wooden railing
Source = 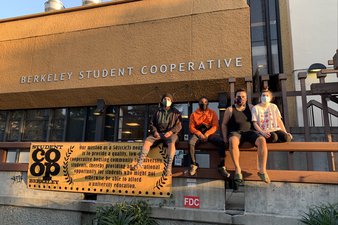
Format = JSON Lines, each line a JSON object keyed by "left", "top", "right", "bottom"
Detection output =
{"left": 0, "top": 142, "right": 337, "bottom": 184}
{"left": 172, "top": 142, "right": 338, "bottom": 184}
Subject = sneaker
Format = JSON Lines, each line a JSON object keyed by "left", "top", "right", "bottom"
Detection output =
{"left": 257, "top": 172, "right": 271, "bottom": 184}
{"left": 218, "top": 166, "right": 230, "bottom": 178}
{"left": 234, "top": 173, "right": 244, "bottom": 186}
{"left": 189, "top": 164, "right": 198, "bottom": 176}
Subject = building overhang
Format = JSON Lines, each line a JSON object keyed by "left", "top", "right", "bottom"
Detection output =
{"left": 0, "top": 0, "right": 251, "bottom": 109}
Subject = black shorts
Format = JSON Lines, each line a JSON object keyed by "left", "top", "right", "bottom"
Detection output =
{"left": 229, "top": 130, "right": 260, "bottom": 146}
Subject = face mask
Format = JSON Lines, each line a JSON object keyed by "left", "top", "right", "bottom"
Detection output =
{"left": 261, "top": 96, "right": 271, "bottom": 104}
{"left": 235, "top": 96, "right": 244, "bottom": 106}
{"left": 199, "top": 103, "right": 208, "bottom": 111}
{"left": 162, "top": 99, "right": 172, "bottom": 108}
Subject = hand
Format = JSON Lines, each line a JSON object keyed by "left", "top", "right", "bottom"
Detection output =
{"left": 198, "top": 134, "right": 207, "bottom": 142}
{"left": 164, "top": 131, "right": 173, "bottom": 138}
{"left": 223, "top": 137, "right": 228, "bottom": 144}
{"left": 153, "top": 132, "right": 160, "bottom": 138}
{"left": 260, "top": 131, "right": 271, "bottom": 139}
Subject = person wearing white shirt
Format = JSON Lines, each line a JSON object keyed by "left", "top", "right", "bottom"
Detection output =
{"left": 252, "top": 89, "right": 292, "bottom": 143}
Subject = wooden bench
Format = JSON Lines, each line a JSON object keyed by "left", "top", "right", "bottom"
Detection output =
{"left": 0, "top": 142, "right": 337, "bottom": 184}
{"left": 172, "top": 142, "right": 338, "bottom": 185}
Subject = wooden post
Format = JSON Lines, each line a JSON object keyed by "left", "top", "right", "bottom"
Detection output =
{"left": 298, "top": 72, "right": 313, "bottom": 170}
{"left": 279, "top": 74, "right": 289, "bottom": 131}
{"left": 316, "top": 72, "right": 335, "bottom": 171}
{"left": 229, "top": 77, "right": 236, "bottom": 105}
{"left": 279, "top": 73, "right": 293, "bottom": 170}
{"left": 245, "top": 76, "right": 253, "bottom": 104}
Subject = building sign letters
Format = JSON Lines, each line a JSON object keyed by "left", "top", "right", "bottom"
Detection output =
{"left": 20, "top": 57, "right": 243, "bottom": 84}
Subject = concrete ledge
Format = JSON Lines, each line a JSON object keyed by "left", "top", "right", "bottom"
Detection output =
{"left": 244, "top": 181, "right": 338, "bottom": 217}
{"left": 0, "top": 195, "right": 97, "bottom": 213}
{"left": 153, "top": 207, "right": 233, "bottom": 224}
{"left": 233, "top": 213, "right": 299, "bottom": 225}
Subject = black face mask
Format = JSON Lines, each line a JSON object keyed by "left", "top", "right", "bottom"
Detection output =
{"left": 235, "top": 96, "right": 244, "bottom": 105}
{"left": 199, "top": 103, "right": 208, "bottom": 111}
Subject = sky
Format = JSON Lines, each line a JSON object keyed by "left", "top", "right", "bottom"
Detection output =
{"left": 0, "top": 0, "right": 110, "bottom": 20}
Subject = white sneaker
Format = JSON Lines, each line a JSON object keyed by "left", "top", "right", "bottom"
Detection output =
{"left": 189, "top": 164, "right": 198, "bottom": 176}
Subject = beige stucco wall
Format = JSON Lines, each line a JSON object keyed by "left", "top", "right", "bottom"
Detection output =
{"left": 278, "top": 0, "right": 297, "bottom": 127}
{"left": 0, "top": 0, "right": 251, "bottom": 109}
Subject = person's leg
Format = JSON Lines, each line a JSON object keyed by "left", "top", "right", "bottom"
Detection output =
{"left": 266, "top": 132, "right": 278, "bottom": 143}
{"left": 165, "top": 134, "right": 178, "bottom": 176}
{"left": 229, "top": 133, "right": 241, "bottom": 175}
{"left": 208, "top": 134, "right": 229, "bottom": 177}
{"left": 275, "top": 130, "right": 291, "bottom": 142}
{"left": 189, "top": 135, "right": 199, "bottom": 165}
{"left": 188, "top": 134, "right": 199, "bottom": 175}
{"left": 208, "top": 134, "right": 224, "bottom": 162}
{"left": 254, "top": 135, "right": 270, "bottom": 183}
{"left": 131, "top": 136, "right": 156, "bottom": 170}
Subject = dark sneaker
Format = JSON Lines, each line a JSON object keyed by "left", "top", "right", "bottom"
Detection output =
{"left": 234, "top": 173, "right": 244, "bottom": 186}
{"left": 189, "top": 164, "right": 198, "bottom": 176}
{"left": 218, "top": 166, "right": 230, "bottom": 178}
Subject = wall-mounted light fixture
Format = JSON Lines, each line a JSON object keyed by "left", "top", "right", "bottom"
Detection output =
{"left": 93, "top": 99, "right": 106, "bottom": 116}
{"left": 126, "top": 122, "right": 140, "bottom": 127}
{"left": 218, "top": 93, "right": 227, "bottom": 110}
{"left": 308, "top": 63, "right": 327, "bottom": 73}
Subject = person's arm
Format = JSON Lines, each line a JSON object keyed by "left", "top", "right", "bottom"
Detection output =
{"left": 253, "top": 121, "right": 270, "bottom": 138}
{"left": 189, "top": 113, "right": 203, "bottom": 136}
{"left": 149, "top": 111, "right": 159, "bottom": 137}
{"left": 275, "top": 106, "right": 293, "bottom": 140}
{"left": 168, "top": 110, "right": 182, "bottom": 134}
{"left": 204, "top": 110, "right": 219, "bottom": 138}
{"left": 276, "top": 117, "right": 287, "bottom": 133}
{"left": 221, "top": 107, "right": 232, "bottom": 143}
{"left": 252, "top": 105, "right": 270, "bottom": 138}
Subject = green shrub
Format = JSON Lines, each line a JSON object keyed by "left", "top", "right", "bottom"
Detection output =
{"left": 96, "top": 200, "right": 158, "bottom": 225}
{"left": 299, "top": 203, "right": 338, "bottom": 225}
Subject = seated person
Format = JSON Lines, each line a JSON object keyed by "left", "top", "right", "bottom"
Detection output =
{"left": 252, "top": 89, "right": 292, "bottom": 143}
{"left": 222, "top": 89, "right": 270, "bottom": 184}
{"left": 131, "top": 93, "right": 182, "bottom": 176}
{"left": 188, "top": 96, "right": 229, "bottom": 177}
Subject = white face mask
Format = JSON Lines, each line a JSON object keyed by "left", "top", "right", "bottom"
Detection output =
{"left": 162, "top": 99, "right": 172, "bottom": 107}
{"left": 261, "top": 96, "right": 271, "bottom": 104}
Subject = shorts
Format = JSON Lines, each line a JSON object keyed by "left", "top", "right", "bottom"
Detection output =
{"left": 145, "top": 133, "right": 178, "bottom": 146}
{"left": 228, "top": 130, "right": 260, "bottom": 146}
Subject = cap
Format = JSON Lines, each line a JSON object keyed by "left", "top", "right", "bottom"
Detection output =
{"left": 161, "top": 93, "right": 174, "bottom": 102}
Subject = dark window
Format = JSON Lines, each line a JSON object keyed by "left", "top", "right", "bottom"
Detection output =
{"left": 49, "top": 108, "right": 67, "bottom": 141}
{"left": 7, "top": 111, "right": 24, "bottom": 141}
{"left": 248, "top": 0, "right": 282, "bottom": 91}
{"left": 66, "top": 108, "right": 87, "bottom": 141}
{"left": 0, "top": 111, "right": 8, "bottom": 141}
{"left": 104, "top": 106, "right": 117, "bottom": 141}
{"left": 85, "top": 107, "right": 96, "bottom": 141}
{"left": 22, "top": 109, "right": 49, "bottom": 141}
{"left": 118, "top": 105, "right": 146, "bottom": 142}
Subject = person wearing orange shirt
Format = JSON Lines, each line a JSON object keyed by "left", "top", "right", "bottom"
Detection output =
{"left": 188, "top": 97, "right": 229, "bottom": 177}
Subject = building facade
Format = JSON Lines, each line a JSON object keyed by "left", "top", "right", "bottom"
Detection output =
{"left": 0, "top": 1, "right": 337, "bottom": 224}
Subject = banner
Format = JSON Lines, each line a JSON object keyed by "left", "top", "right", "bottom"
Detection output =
{"left": 27, "top": 142, "right": 172, "bottom": 198}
